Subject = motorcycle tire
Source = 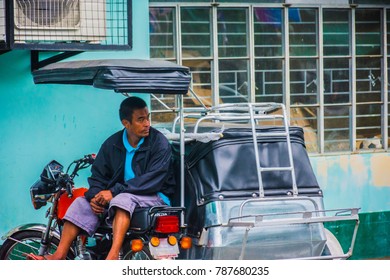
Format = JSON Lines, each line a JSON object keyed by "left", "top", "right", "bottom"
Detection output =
{"left": 0, "top": 230, "right": 75, "bottom": 260}
{"left": 122, "top": 247, "right": 153, "bottom": 260}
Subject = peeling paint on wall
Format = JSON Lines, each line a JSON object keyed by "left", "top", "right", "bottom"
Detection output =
{"left": 370, "top": 154, "right": 390, "bottom": 188}
{"left": 349, "top": 155, "right": 369, "bottom": 189}
{"left": 339, "top": 156, "right": 349, "bottom": 173}
{"left": 310, "top": 153, "right": 390, "bottom": 213}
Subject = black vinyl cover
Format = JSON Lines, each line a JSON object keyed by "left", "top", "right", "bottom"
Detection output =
{"left": 32, "top": 59, "right": 191, "bottom": 95}
{"left": 182, "top": 126, "right": 321, "bottom": 206}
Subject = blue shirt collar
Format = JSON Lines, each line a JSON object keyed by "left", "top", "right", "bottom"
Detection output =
{"left": 122, "top": 129, "right": 144, "bottom": 152}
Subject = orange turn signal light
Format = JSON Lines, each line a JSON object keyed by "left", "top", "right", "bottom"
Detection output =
{"left": 131, "top": 239, "right": 144, "bottom": 252}
{"left": 150, "top": 236, "right": 160, "bottom": 247}
{"left": 168, "top": 235, "right": 177, "bottom": 246}
{"left": 180, "top": 236, "right": 192, "bottom": 249}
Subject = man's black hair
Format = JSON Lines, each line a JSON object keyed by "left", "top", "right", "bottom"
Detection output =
{"left": 119, "top": 96, "right": 147, "bottom": 122}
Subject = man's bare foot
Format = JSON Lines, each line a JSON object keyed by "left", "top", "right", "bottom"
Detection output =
{"left": 25, "top": 253, "right": 62, "bottom": 260}
{"left": 24, "top": 253, "right": 48, "bottom": 260}
{"left": 105, "top": 253, "right": 119, "bottom": 260}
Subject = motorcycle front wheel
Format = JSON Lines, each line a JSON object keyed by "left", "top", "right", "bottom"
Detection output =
{"left": 0, "top": 230, "right": 74, "bottom": 260}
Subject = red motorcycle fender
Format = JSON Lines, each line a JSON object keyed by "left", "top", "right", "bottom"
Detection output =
{"left": 1, "top": 223, "right": 61, "bottom": 241}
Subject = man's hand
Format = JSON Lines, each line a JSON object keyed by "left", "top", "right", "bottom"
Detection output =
{"left": 90, "top": 198, "right": 105, "bottom": 214}
{"left": 94, "top": 190, "right": 113, "bottom": 206}
{"left": 90, "top": 190, "right": 113, "bottom": 214}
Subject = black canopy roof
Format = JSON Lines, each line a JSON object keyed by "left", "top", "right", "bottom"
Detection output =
{"left": 32, "top": 59, "right": 191, "bottom": 95}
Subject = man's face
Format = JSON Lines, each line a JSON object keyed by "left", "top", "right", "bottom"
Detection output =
{"left": 123, "top": 107, "right": 150, "bottom": 138}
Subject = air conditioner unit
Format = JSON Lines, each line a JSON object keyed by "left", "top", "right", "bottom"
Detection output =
{"left": 14, "top": 0, "right": 106, "bottom": 43}
{"left": 0, "top": 0, "right": 5, "bottom": 42}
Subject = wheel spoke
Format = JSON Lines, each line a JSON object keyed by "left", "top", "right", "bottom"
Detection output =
{"left": 8, "top": 236, "right": 41, "bottom": 251}
{"left": 0, "top": 231, "right": 62, "bottom": 260}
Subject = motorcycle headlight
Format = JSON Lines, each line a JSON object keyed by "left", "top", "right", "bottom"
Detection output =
{"left": 30, "top": 180, "right": 54, "bottom": 209}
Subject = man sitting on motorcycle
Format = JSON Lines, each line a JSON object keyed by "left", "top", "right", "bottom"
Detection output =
{"left": 26, "top": 96, "right": 175, "bottom": 260}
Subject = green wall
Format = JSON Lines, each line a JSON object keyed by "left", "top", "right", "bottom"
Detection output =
{"left": 0, "top": 0, "right": 150, "bottom": 243}
{"left": 326, "top": 211, "right": 390, "bottom": 260}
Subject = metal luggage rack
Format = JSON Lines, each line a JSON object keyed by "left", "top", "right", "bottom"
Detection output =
{"left": 172, "top": 102, "right": 297, "bottom": 198}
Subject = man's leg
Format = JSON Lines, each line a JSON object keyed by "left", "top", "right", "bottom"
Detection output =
{"left": 26, "top": 220, "right": 80, "bottom": 260}
{"left": 27, "top": 196, "right": 97, "bottom": 260}
{"left": 105, "top": 207, "right": 130, "bottom": 260}
{"left": 46, "top": 221, "right": 81, "bottom": 260}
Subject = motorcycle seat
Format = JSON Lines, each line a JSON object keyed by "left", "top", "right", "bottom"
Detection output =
{"left": 96, "top": 206, "right": 182, "bottom": 233}
{"left": 130, "top": 207, "right": 151, "bottom": 231}
{"left": 96, "top": 207, "right": 151, "bottom": 233}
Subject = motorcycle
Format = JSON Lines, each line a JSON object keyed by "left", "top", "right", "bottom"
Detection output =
{"left": 0, "top": 154, "right": 191, "bottom": 260}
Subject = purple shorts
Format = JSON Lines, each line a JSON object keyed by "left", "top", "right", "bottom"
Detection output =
{"left": 63, "top": 193, "right": 165, "bottom": 236}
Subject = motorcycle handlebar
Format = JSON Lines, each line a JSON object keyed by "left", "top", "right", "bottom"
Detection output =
{"left": 66, "top": 153, "right": 96, "bottom": 181}
{"left": 60, "top": 154, "right": 96, "bottom": 195}
{"left": 74, "top": 154, "right": 96, "bottom": 165}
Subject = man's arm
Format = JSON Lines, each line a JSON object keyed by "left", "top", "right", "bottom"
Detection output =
{"left": 85, "top": 144, "right": 115, "bottom": 202}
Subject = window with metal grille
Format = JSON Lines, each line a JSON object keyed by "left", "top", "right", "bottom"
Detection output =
{"left": 149, "top": 2, "right": 390, "bottom": 154}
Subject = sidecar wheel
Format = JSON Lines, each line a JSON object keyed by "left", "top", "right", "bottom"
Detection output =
{"left": 321, "top": 228, "right": 344, "bottom": 259}
{"left": 0, "top": 230, "right": 74, "bottom": 260}
{"left": 122, "top": 247, "right": 153, "bottom": 260}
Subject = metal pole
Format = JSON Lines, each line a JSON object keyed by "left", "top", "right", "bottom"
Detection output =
{"left": 179, "top": 94, "right": 185, "bottom": 209}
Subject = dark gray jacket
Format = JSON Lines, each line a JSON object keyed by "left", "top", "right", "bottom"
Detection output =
{"left": 84, "top": 127, "right": 175, "bottom": 202}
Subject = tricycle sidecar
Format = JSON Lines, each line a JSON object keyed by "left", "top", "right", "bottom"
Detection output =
{"left": 168, "top": 103, "right": 359, "bottom": 260}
